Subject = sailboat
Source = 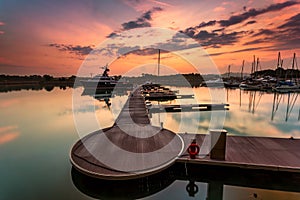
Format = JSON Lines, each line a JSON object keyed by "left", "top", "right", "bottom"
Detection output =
{"left": 224, "top": 65, "right": 240, "bottom": 88}
{"left": 274, "top": 53, "right": 300, "bottom": 93}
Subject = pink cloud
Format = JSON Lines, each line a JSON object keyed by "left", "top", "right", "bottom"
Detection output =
{"left": 0, "top": 22, "right": 4, "bottom": 26}
{"left": 214, "top": 6, "right": 226, "bottom": 12}
{"left": 0, "top": 31, "right": 4, "bottom": 35}
{"left": 0, "top": 126, "right": 19, "bottom": 145}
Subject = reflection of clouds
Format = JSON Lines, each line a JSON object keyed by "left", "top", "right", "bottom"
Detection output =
{"left": 0, "top": 125, "right": 19, "bottom": 145}
{"left": 59, "top": 104, "right": 101, "bottom": 116}
{"left": 0, "top": 99, "right": 19, "bottom": 108}
{"left": 162, "top": 88, "right": 300, "bottom": 138}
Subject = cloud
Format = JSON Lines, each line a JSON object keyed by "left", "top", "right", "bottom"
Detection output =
{"left": 0, "top": 31, "right": 4, "bottom": 35}
{"left": 180, "top": 28, "right": 245, "bottom": 48}
{"left": 214, "top": 6, "right": 226, "bottom": 12}
{"left": 181, "top": 20, "right": 217, "bottom": 37}
{"left": 278, "top": 13, "right": 300, "bottom": 29}
{"left": 208, "top": 46, "right": 270, "bottom": 57}
{"left": 0, "top": 22, "right": 4, "bottom": 26}
{"left": 245, "top": 20, "right": 257, "bottom": 25}
{"left": 252, "top": 29, "right": 275, "bottom": 37}
{"left": 120, "top": 47, "right": 168, "bottom": 56}
{"left": 212, "top": 28, "right": 225, "bottom": 32}
{"left": 197, "top": 20, "right": 217, "bottom": 29}
{"left": 243, "top": 13, "right": 300, "bottom": 49}
{"left": 121, "top": 7, "right": 162, "bottom": 30}
{"left": 48, "top": 43, "right": 94, "bottom": 56}
{"left": 219, "top": 1, "right": 298, "bottom": 27}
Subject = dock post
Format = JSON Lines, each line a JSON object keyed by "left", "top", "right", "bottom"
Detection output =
{"left": 210, "top": 129, "right": 227, "bottom": 160}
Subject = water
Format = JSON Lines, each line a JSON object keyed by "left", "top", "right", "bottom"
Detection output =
{"left": 0, "top": 87, "right": 300, "bottom": 200}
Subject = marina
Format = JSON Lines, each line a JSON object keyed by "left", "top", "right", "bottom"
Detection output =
{"left": 1, "top": 1, "right": 300, "bottom": 199}
{"left": 70, "top": 84, "right": 300, "bottom": 183}
{"left": 1, "top": 86, "right": 300, "bottom": 199}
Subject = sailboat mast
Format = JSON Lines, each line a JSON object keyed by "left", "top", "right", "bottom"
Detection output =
{"left": 158, "top": 49, "right": 160, "bottom": 76}
{"left": 277, "top": 52, "right": 281, "bottom": 69}
{"left": 228, "top": 65, "right": 230, "bottom": 79}
{"left": 241, "top": 60, "right": 244, "bottom": 80}
{"left": 256, "top": 57, "right": 260, "bottom": 72}
{"left": 292, "top": 52, "right": 296, "bottom": 70}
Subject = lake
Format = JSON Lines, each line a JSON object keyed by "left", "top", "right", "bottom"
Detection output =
{"left": 0, "top": 86, "right": 300, "bottom": 200}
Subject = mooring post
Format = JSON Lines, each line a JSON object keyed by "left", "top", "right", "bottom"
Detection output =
{"left": 210, "top": 129, "right": 227, "bottom": 160}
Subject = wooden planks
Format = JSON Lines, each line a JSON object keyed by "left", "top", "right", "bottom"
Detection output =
{"left": 178, "top": 134, "right": 300, "bottom": 173}
{"left": 70, "top": 86, "right": 183, "bottom": 180}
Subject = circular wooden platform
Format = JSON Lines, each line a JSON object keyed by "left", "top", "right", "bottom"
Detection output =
{"left": 70, "top": 125, "right": 184, "bottom": 180}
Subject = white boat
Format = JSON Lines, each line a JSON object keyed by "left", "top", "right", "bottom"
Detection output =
{"left": 203, "top": 78, "right": 225, "bottom": 87}
{"left": 274, "top": 80, "right": 300, "bottom": 93}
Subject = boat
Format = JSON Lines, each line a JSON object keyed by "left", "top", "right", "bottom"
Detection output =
{"left": 224, "top": 65, "right": 241, "bottom": 88}
{"left": 273, "top": 53, "right": 300, "bottom": 93}
{"left": 202, "top": 78, "right": 225, "bottom": 87}
{"left": 81, "top": 64, "right": 131, "bottom": 91}
{"left": 274, "top": 80, "right": 300, "bottom": 93}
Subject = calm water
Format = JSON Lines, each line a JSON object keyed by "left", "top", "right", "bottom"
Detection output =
{"left": 0, "top": 87, "right": 300, "bottom": 200}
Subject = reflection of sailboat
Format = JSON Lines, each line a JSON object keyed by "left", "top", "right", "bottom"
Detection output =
{"left": 271, "top": 92, "right": 299, "bottom": 121}
{"left": 248, "top": 91, "right": 263, "bottom": 114}
{"left": 81, "top": 88, "right": 128, "bottom": 109}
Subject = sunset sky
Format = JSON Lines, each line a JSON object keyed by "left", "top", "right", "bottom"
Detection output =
{"left": 0, "top": 0, "right": 299, "bottom": 76}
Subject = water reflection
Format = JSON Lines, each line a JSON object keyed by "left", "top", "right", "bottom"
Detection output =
{"left": 0, "top": 87, "right": 300, "bottom": 199}
{"left": 71, "top": 163, "right": 300, "bottom": 200}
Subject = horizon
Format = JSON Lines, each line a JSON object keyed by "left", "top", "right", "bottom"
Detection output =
{"left": 0, "top": 0, "right": 299, "bottom": 76}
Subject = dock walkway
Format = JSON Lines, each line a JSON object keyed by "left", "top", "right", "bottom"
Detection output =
{"left": 71, "top": 85, "right": 300, "bottom": 180}
{"left": 70, "top": 87, "right": 183, "bottom": 179}
{"left": 178, "top": 134, "right": 300, "bottom": 172}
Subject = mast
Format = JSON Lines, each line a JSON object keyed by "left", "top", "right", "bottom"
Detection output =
{"left": 292, "top": 52, "right": 296, "bottom": 70}
{"left": 241, "top": 60, "right": 244, "bottom": 80}
{"left": 256, "top": 57, "right": 260, "bottom": 72}
{"left": 277, "top": 52, "right": 281, "bottom": 69}
{"left": 292, "top": 53, "right": 298, "bottom": 84}
{"left": 158, "top": 49, "right": 160, "bottom": 76}
{"left": 251, "top": 55, "right": 256, "bottom": 77}
{"left": 228, "top": 65, "right": 231, "bottom": 79}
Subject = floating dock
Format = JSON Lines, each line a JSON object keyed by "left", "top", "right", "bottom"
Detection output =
{"left": 70, "top": 85, "right": 300, "bottom": 181}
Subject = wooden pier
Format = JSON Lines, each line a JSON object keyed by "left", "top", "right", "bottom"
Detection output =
{"left": 178, "top": 133, "right": 300, "bottom": 173}
{"left": 70, "top": 85, "right": 300, "bottom": 181}
{"left": 70, "top": 87, "right": 183, "bottom": 179}
{"left": 148, "top": 103, "right": 229, "bottom": 113}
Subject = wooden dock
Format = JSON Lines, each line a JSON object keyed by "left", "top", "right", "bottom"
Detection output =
{"left": 178, "top": 133, "right": 300, "bottom": 173}
{"left": 148, "top": 103, "right": 229, "bottom": 113}
{"left": 70, "top": 87, "right": 183, "bottom": 179}
{"left": 70, "top": 84, "right": 300, "bottom": 181}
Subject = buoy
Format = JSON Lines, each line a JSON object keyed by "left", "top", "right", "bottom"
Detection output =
{"left": 187, "top": 139, "right": 200, "bottom": 159}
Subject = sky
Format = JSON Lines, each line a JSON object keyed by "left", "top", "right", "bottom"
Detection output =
{"left": 0, "top": 0, "right": 299, "bottom": 76}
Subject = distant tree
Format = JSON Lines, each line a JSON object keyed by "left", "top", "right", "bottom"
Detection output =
{"left": 43, "top": 75, "right": 53, "bottom": 81}
{"left": 44, "top": 85, "right": 54, "bottom": 92}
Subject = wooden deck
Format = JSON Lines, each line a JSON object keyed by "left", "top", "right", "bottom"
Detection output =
{"left": 178, "top": 133, "right": 300, "bottom": 172}
{"left": 70, "top": 87, "right": 183, "bottom": 179}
